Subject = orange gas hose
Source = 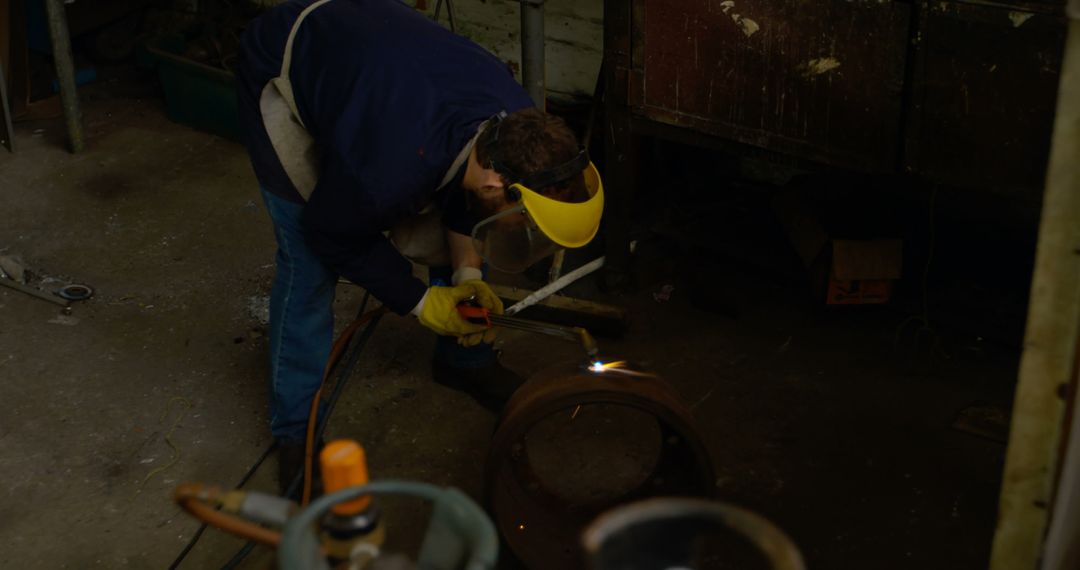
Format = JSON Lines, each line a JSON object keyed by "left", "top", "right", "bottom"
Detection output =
{"left": 174, "top": 483, "right": 282, "bottom": 547}
{"left": 302, "top": 307, "right": 387, "bottom": 506}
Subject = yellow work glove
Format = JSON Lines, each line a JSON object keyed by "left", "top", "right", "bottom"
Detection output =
{"left": 417, "top": 280, "right": 503, "bottom": 346}
{"left": 460, "top": 313, "right": 500, "bottom": 347}
{"left": 458, "top": 280, "right": 503, "bottom": 346}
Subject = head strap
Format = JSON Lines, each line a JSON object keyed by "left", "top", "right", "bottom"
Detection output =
{"left": 517, "top": 149, "right": 589, "bottom": 190}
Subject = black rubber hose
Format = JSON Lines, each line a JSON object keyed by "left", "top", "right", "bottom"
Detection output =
{"left": 220, "top": 296, "right": 379, "bottom": 570}
{"left": 167, "top": 442, "right": 277, "bottom": 569}
{"left": 219, "top": 541, "right": 258, "bottom": 570}
{"left": 315, "top": 310, "right": 383, "bottom": 446}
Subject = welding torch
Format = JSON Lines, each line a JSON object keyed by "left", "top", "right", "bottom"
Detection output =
{"left": 457, "top": 297, "right": 599, "bottom": 358}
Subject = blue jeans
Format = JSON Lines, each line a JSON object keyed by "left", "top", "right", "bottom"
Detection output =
{"left": 262, "top": 190, "right": 336, "bottom": 443}
{"left": 261, "top": 190, "right": 495, "bottom": 442}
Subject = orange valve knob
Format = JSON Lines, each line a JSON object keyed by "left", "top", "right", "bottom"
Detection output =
{"left": 320, "top": 439, "right": 372, "bottom": 515}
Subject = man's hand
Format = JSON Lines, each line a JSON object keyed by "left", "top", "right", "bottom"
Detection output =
{"left": 444, "top": 230, "right": 498, "bottom": 345}
{"left": 417, "top": 280, "right": 503, "bottom": 344}
{"left": 457, "top": 279, "right": 502, "bottom": 347}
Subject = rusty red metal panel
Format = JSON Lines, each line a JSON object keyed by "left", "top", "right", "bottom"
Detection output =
{"left": 905, "top": 2, "right": 1066, "bottom": 198}
{"left": 631, "top": 0, "right": 911, "bottom": 172}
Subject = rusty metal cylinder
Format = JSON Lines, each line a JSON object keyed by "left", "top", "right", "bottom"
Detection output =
{"left": 485, "top": 363, "right": 716, "bottom": 569}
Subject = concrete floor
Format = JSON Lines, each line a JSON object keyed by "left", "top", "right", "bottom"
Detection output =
{"left": 0, "top": 83, "right": 1016, "bottom": 569}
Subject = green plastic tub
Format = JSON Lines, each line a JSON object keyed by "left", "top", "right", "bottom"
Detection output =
{"left": 142, "top": 37, "right": 242, "bottom": 141}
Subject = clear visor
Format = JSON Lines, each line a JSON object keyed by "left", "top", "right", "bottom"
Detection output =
{"left": 471, "top": 205, "right": 563, "bottom": 273}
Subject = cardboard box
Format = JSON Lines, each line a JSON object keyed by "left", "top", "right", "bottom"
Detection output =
{"left": 772, "top": 190, "right": 903, "bottom": 305}
{"left": 826, "top": 239, "right": 903, "bottom": 305}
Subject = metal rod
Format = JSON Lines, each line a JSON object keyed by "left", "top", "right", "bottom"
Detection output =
{"left": 489, "top": 314, "right": 574, "bottom": 336}
{"left": 0, "top": 62, "right": 15, "bottom": 152}
{"left": 445, "top": 0, "right": 457, "bottom": 34}
{"left": 0, "top": 277, "right": 69, "bottom": 307}
{"left": 548, "top": 249, "right": 566, "bottom": 283}
{"left": 432, "top": 0, "right": 456, "bottom": 33}
{"left": 488, "top": 314, "right": 598, "bottom": 356}
{"left": 506, "top": 256, "right": 605, "bottom": 315}
{"left": 43, "top": 0, "right": 83, "bottom": 153}
{"left": 520, "top": 0, "right": 546, "bottom": 108}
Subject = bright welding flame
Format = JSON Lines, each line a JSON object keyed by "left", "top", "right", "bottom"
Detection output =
{"left": 588, "top": 360, "right": 656, "bottom": 378}
{"left": 589, "top": 360, "right": 627, "bottom": 373}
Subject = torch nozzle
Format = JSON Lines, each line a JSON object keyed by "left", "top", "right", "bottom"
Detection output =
{"left": 574, "top": 327, "right": 599, "bottom": 358}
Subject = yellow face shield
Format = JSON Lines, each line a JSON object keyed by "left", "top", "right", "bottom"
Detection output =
{"left": 471, "top": 161, "right": 604, "bottom": 273}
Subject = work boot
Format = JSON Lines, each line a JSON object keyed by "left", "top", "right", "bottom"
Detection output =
{"left": 431, "top": 357, "right": 525, "bottom": 413}
{"left": 277, "top": 439, "right": 324, "bottom": 498}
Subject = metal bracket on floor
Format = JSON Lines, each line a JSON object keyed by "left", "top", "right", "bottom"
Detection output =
{"left": 0, "top": 277, "right": 69, "bottom": 308}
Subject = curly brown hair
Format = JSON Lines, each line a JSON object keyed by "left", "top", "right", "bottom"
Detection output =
{"left": 476, "top": 108, "right": 589, "bottom": 203}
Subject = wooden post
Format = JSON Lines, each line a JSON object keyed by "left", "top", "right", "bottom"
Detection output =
{"left": 43, "top": 0, "right": 83, "bottom": 153}
{"left": 990, "top": 1, "right": 1080, "bottom": 568}
{"left": 0, "top": 62, "right": 13, "bottom": 152}
{"left": 1, "top": 0, "right": 11, "bottom": 81}
{"left": 601, "top": 0, "right": 638, "bottom": 291}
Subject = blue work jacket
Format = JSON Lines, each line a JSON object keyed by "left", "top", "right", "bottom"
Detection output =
{"left": 236, "top": 0, "right": 533, "bottom": 314}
